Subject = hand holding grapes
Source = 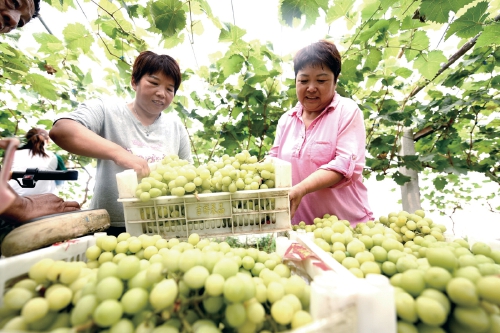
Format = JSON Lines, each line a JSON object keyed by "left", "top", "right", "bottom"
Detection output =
{"left": 113, "top": 152, "right": 150, "bottom": 179}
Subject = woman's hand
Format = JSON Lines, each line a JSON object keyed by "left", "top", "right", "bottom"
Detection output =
{"left": 2, "top": 193, "right": 80, "bottom": 224}
{"left": 289, "top": 184, "right": 308, "bottom": 220}
{"left": 113, "top": 153, "right": 150, "bottom": 179}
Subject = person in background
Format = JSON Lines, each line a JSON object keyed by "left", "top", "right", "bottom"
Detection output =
{"left": 268, "top": 39, "right": 373, "bottom": 226}
{"left": 0, "top": 0, "right": 80, "bottom": 228}
{"left": 8, "top": 128, "right": 58, "bottom": 196}
{"left": 0, "top": 0, "right": 39, "bottom": 33}
{"left": 50, "top": 51, "right": 193, "bottom": 235}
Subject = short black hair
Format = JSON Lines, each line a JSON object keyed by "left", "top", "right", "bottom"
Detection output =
{"left": 33, "top": 0, "right": 41, "bottom": 18}
{"left": 293, "top": 40, "right": 342, "bottom": 83}
{"left": 131, "top": 51, "right": 182, "bottom": 94}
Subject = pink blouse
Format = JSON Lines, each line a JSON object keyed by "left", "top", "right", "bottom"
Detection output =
{"left": 269, "top": 93, "right": 373, "bottom": 226}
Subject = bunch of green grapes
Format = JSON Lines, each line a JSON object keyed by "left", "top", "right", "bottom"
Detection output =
{"left": 1, "top": 233, "right": 313, "bottom": 333}
{"left": 305, "top": 210, "right": 500, "bottom": 333}
{"left": 135, "top": 152, "right": 277, "bottom": 202}
{"left": 376, "top": 209, "right": 447, "bottom": 244}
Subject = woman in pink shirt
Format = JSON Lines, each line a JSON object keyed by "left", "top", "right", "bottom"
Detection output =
{"left": 269, "top": 40, "right": 373, "bottom": 226}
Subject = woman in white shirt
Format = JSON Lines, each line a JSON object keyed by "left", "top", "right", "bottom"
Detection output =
{"left": 8, "top": 128, "right": 58, "bottom": 196}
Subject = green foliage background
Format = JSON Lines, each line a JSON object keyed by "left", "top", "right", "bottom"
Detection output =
{"left": 1, "top": 0, "right": 499, "bottom": 214}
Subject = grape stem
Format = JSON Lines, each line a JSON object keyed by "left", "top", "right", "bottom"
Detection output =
{"left": 265, "top": 314, "right": 279, "bottom": 332}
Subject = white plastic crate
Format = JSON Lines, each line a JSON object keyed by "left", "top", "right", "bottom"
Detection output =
{"left": 117, "top": 158, "right": 292, "bottom": 239}
{"left": 0, "top": 234, "right": 105, "bottom": 307}
{"left": 276, "top": 234, "right": 397, "bottom": 333}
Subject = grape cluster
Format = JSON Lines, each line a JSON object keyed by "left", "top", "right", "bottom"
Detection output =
{"left": 304, "top": 210, "right": 500, "bottom": 332}
{"left": 136, "top": 151, "right": 277, "bottom": 201}
{"left": 0, "top": 233, "right": 313, "bottom": 333}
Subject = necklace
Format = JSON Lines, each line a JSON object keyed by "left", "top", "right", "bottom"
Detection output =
{"left": 133, "top": 106, "right": 159, "bottom": 137}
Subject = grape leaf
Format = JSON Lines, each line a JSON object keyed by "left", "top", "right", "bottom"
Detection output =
{"left": 219, "top": 24, "right": 246, "bottom": 43}
{"left": 222, "top": 54, "right": 245, "bottom": 77}
{"left": 24, "top": 73, "right": 58, "bottom": 100}
{"left": 279, "top": 0, "right": 328, "bottom": 28}
{"left": 475, "top": 23, "right": 500, "bottom": 48}
{"left": 325, "top": 0, "right": 356, "bottom": 24}
{"left": 63, "top": 23, "right": 94, "bottom": 54}
{"left": 392, "top": 171, "right": 412, "bottom": 185}
{"left": 420, "top": 0, "right": 476, "bottom": 23}
{"left": 149, "top": 0, "right": 186, "bottom": 37}
{"left": 433, "top": 177, "right": 447, "bottom": 191}
{"left": 413, "top": 50, "right": 447, "bottom": 80}
{"left": 445, "top": 2, "right": 489, "bottom": 40}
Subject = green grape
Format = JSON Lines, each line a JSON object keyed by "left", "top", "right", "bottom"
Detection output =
{"left": 140, "top": 192, "right": 151, "bottom": 202}
{"left": 3, "top": 287, "right": 33, "bottom": 310}
{"left": 128, "top": 270, "right": 152, "bottom": 290}
{"left": 115, "top": 241, "right": 129, "bottom": 254}
{"left": 291, "top": 310, "right": 313, "bottom": 329}
{"left": 117, "top": 232, "right": 131, "bottom": 242}
{"left": 129, "top": 239, "right": 143, "bottom": 253}
{"left": 28, "top": 310, "right": 58, "bottom": 331}
{"left": 150, "top": 188, "right": 162, "bottom": 198}
{"left": 21, "top": 297, "right": 49, "bottom": 324}
{"left": 267, "top": 281, "right": 284, "bottom": 303}
{"left": 178, "top": 249, "right": 203, "bottom": 273}
{"left": 205, "top": 273, "right": 225, "bottom": 297}
{"left": 212, "top": 257, "right": 239, "bottom": 279}
{"left": 193, "top": 177, "right": 202, "bottom": 186}
{"left": 270, "top": 299, "right": 294, "bottom": 325}
{"left": 85, "top": 245, "right": 102, "bottom": 261}
{"left": 175, "top": 176, "right": 188, "bottom": 187}
{"left": 223, "top": 276, "right": 245, "bottom": 303}
{"left": 184, "top": 182, "right": 196, "bottom": 193}
{"left": 221, "top": 176, "right": 232, "bottom": 187}
{"left": 3, "top": 316, "right": 28, "bottom": 331}
{"left": 13, "top": 278, "right": 37, "bottom": 292}
{"left": 46, "top": 260, "right": 67, "bottom": 282}
{"left": 121, "top": 288, "right": 149, "bottom": 315}
{"left": 101, "top": 236, "right": 118, "bottom": 252}
{"left": 146, "top": 262, "right": 165, "bottom": 284}
{"left": 245, "top": 299, "right": 265, "bottom": 324}
{"left": 225, "top": 303, "right": 246, "bottom": 328}
{"left": 140, "top": 182, "right": 152, "bottom": 192}
{"left": 183, "top": 265, "right": 210, "bottom": 290}
{"left": 284, "top": 274, "right": 306, "bottom": 298}
{"left": 255, "top": 283, "right": 267, "bottom": 303}
{"left": 96, "top": 261, "right": 118, "bottom": 281}
{"left": 202, "top": 296, "right": 224, "bottom": 314}
{"left": 46, "top": 285, "right": 72, "bottom": 311}
{"left": 45, "top": 311, "right": 71, "bottom": 331}
{"left": 282, "top": 294, "right": 302, "bottom": 313}
{"left": 95, "top": 276, "right": 124, "bottom": 301}
{"left": 150, "top": 279, "right": 178, "bottom": 311}
{"left": 143, "top": 245, "right": 159, "bottom": 260}
{"left": 171, "top": 187, "right": 185, "bottom": 196}
{"left": 110, "top": 318, "right": 135, "bottom": 333}
{"left": 116, "top": 255, "right": 140, "bottom": 280}
{"left": 228, "top": 182, "right": 237, "bottom": 193}
{"left": 162, "top": 249, "right": 181, "bottom": 273}
{"left": 93, "top": 299, "right": 123, "bottom": 327}
{"left": 59, "top": 262, "right": 83, "bottom": 285}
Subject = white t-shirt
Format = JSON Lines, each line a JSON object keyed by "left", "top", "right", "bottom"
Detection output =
{"left": 8, "top": 149, "right": 58, "bottom": 196}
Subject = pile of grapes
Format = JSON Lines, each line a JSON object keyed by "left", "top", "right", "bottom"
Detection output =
{"left": 136, "top": 151, "right": 277, "bottom": 201}
{"left": 302, "top": 210, "right": 500, "bottom": 333}
{"left": 0, "top": 233, "right": 313, "bottom": 333}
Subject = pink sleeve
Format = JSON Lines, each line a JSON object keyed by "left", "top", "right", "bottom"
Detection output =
{"left": 320, "top": 106, "right": 366, "bottom": 189}
{"left": 268, "top": 115, "right": 285, "bottom": 158}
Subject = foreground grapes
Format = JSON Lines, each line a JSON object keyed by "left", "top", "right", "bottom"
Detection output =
{"left": 0, "top": 233, "right": 313, "bottom": 333}
{"left": 301, "top": 209, "right": 500, "bottom": 333}
{"left": 135, "top": 151, "right": 278, "bottom": 200}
